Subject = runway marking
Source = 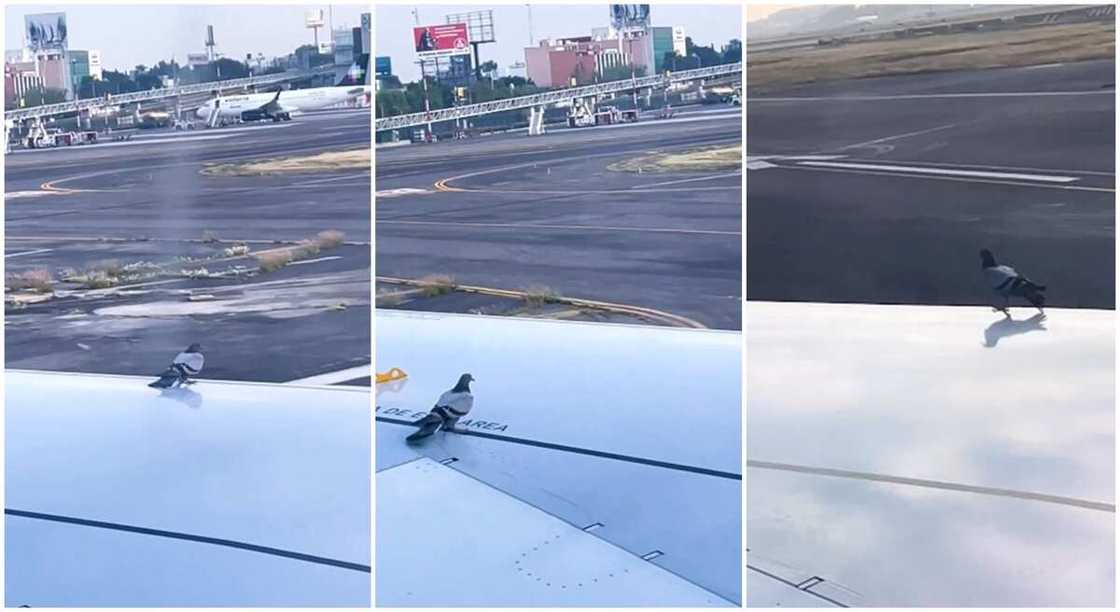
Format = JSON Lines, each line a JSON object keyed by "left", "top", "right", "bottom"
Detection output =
{"left": 779, "top": 163, "right": 1114, "bottom": 193}
{"left": 378, "top": 219, "right": 740, "bottom": 236}
{"left": 840, "top": 157, "right": 1116, "bottom": 177}
{"left": 5, "top": 248, "right": 53, "bottom": 259}
{"left": 638, "top": 171, "right": 742, "bottom": 188}
{"left": 286, "top": 364, "right": 371, "bottom": 386}
{"left": 5, "top": 235, "right": 370, "bottom": 246}
{"left": 796, "top": 160, "right": 1081, "bottom": 183}
{"left": 4, "top": 190, "right": 61, "bottom": 199}
{"left": 751, "top": 90, "right": 1114, "bottom": 102}
{"left": 746, "top": 154, "right": 848, "bottom": 170}
{"left": 748, "top": 460, "right": 1115, "bottom": 512}
{"left": 289, "top": 255, "right": 342, "bottom": 266}
{"left": 376, "top": 187, "right": 432, "bottom": 198}
{"left": 433, "top": 138, "right": 742, "bottom": 193}
{"left": 838, "top": 123, "right": 958, "bottom": 150}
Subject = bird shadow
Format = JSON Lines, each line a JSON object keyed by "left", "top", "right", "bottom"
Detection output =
{"left": 155, "top": 386, "right": 203, "bottom": 410}
{"left": 983, "top": 312, "right": 1047, "bottom": 348}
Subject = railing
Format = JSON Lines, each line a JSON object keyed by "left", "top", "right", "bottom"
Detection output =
{"left": 374, "top": 62, "right": 741, "bottom": 132}
{"left": 5, "top": 65, "right": 336, "bottom": 122}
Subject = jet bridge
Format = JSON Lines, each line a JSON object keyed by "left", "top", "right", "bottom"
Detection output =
{"left": 374, "top": 62, "right": 742, "bottom": 133}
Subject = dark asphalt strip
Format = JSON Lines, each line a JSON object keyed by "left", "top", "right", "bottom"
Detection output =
{"left": 375, "top": 415, "right": 741, "bottom": 481}
{"left": 5, "top": 508, "right": 371, "bottom": 573}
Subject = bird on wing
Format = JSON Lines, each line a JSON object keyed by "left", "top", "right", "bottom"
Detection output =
{"left": 148, "top": 343, "right": 205, "bottom": 389}
{"left": 406, "top": 373, "right": 474, "bottom": 443}
{"left": 981, "top": 249, "right": 1046, "bottom": 316}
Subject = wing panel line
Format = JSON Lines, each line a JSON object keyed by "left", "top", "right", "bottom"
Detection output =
{"left": 6, "top": 509, "right": 371, "bottom": 573}
{"left": 375, "top": 416, "right": 741, "bottom": 480}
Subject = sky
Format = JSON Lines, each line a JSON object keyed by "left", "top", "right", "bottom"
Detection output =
{"left": 375, "top": 4, "right": 742, "bottom": 83}
{"left": 5, "top": 4, "right": 368, "bottom": 72}
{"left": 746, "top": 4, "right": 799, "bottom": 22}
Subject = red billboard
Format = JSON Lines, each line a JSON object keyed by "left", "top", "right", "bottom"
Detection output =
{"left": 413, "top": 23, "right": 470, "bottom": 59}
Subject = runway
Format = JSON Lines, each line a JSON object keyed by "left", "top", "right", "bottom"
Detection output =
{"left": 5, "top": 110, "right": 372, "bottom": 382}
{"left": 746, "top": 59, "right": 1114, "bottom": 308}
{"left": 375, "top": 107, "right": 743, "bottom": 330}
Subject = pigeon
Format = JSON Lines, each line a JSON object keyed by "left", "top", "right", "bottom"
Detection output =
{"left": 148, "top": 343, "right": 205, "bottom": 389}
{"left": 406, "top": 373, "right": 474, "bottom": 443}
{"left": 981, "top": 249, "right": 1046, "bottom": 316}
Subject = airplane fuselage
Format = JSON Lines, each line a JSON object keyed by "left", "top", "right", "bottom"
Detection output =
{"left": 195, "top": 86, "right": 370, "bottom": 122}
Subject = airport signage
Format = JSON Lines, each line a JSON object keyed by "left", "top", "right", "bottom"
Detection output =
{"left": 609, "top": 4, "right": 650, "bottom": 32}
{"left": 25, "top": 12, "right": 68, "bottom": 52}
{"left": 375, "top": 56, "right": 392, "bottom": 76}
{"left": 412, "top": 23, "right": 470, "bottom": 59}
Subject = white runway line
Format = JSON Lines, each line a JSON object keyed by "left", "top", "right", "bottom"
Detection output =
{"left": 378, "top": 219, "right": 740, "bottom": 236}
{"left": 4, "top": 191, "right": 59, "bottom": 199}
{"left": 840, "top": 157, "right": 1116, "bottom": 177}
{"left": 639, "top": 171, "right": 742, "bottom": 188}
{"left": 376, "top": 188, "right": 432, "bottom": 198}
{"left": 286, "top": 364, "right": 370, "bottom": 386}
{"left": 288, "top": 256, "right": 342, "bottom": 266}
{"left": 5, "top": 248, "right": 53, "bottom": 259}
{"left": 796, "top": 160, "right": 1081, "bottom": 183}
{"left": 839, "top": 123, "right": 958, "bottom": 150}
{"left": 752, "top": 90, "right": 1114, "bottom": 102}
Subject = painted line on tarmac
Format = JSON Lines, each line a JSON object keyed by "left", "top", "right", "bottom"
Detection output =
{"left": 5, "top": 248, "right": 53, "bottom": 259}
{"left": 638, "top": 171, "right": 742, "bottom": 188}
{"left": 840, "top": 157, "right": 1116, "bottom": 177}
{"left": 378, "top": 275, "right": 708, "bottom": 329}
{"left": 289, "top": 256, "right": 343, "bottom": 266}
{"left": 838, "top": 122, "right": 958, "bottom": 150}
{"left": 286, "top": 364, "right": 371, "bottom": 386}
{"left": 748, "top": 459, "right": 1115, "bottom": 512}
{"left": 377, "top": 219, "right": 739, "bottom": 236}
{"left": 4, "top": 235, "right": 370, "bottom": 246}
{"left": 32, "top": 144, "right": 370, "bottom": 193}
{"left": 433, "top": 139, "right": 742, "bottom": 194}
{"left": 376, "top": 187, "right": 432, "bottom": 198}
{"left": 797, "top": 160, "right": 1081, "bottom": 183}
{"left": 4, "top": 190, "right": 62, "bottom": 199}
{"left": 776, "top": 163, "right": 1114, "bottom": 193}
{"left": 751, "top": 90, "right": 1114, "bottom": 102}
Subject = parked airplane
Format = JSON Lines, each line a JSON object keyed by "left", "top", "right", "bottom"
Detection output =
{"left": 194, "top": 85, "right": 370, "bottom": 123}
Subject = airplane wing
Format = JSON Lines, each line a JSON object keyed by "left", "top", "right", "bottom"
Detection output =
{"left": 746, "top": 302, "right": 1114, "bottom": 607}
{"left": 375, "top": 310, "right": 742, "bottom": 606}
{"left": 6, "top": 371, "right": 371, "bottom": 607}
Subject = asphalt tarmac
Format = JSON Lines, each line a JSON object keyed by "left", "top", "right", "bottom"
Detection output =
{"left": 747, "top": 59, "right": 1114, "bottom": 309}
{"left": 5, "top": 109, "right": 372, "bottom": 382}
{"left": 376, "top": 107, "right": 743, "bottom": 330}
